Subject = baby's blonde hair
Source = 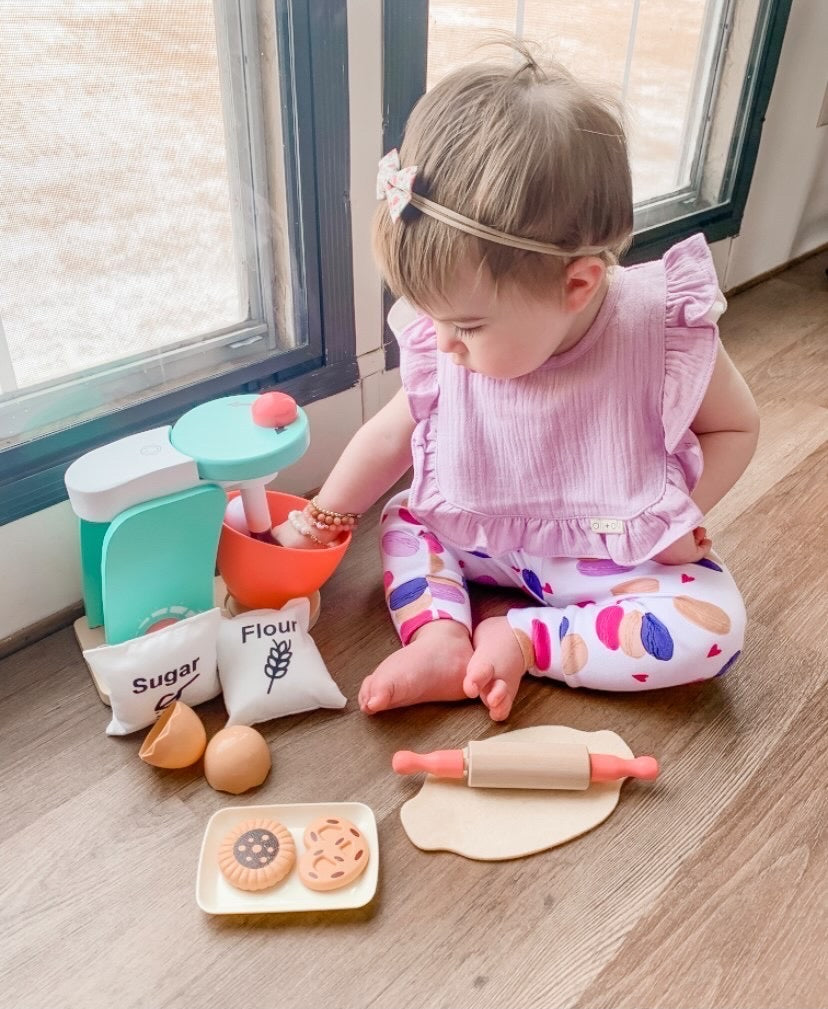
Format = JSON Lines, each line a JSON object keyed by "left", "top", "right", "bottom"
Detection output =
{"left": 373, "top": 38, "right": 633, "bottom": 306}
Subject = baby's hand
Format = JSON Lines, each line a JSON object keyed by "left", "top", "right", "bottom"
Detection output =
{"left": 270, "top": 518, "right": 326, "bottom": 550}
{"left": 270, "top": 516, "right": 345, "bottom": 550}
{"left": 652, "top": 526, "right": 712, "bottom": 566}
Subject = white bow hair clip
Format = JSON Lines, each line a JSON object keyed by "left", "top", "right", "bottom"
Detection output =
{"left": 376, "top": 149, "right": 419, "bottom": 221}
{"left": 374, "top": 148, "right": 606, "bottom": 258}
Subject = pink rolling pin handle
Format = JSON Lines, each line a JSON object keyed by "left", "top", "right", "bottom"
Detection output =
{"left": 392, "top": 749, "right": 466, "bottom": 779}
{"left": 589, "top": 753, "right": 659, "bottom": 783}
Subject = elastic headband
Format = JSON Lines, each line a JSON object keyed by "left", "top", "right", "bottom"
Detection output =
{"left": 376, "top": 149, "right": 606, "bottom": 258}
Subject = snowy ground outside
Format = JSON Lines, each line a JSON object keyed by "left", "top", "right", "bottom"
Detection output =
{"left": 0, "top": 1, "right": 707, "bottom": 394}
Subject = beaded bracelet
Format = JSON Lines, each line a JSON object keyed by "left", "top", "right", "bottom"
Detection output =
{"left": 287, "top": 510, "right": 335, "bottom": 548}
{"left": 304, "top": 496, "right": 361, "bottom": 531}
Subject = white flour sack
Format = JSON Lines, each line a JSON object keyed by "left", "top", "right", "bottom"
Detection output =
{"left": 217, "top": 599, "right": 346, "bottom": 726}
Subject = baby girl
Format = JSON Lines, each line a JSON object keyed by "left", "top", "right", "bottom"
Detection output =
{"left": 273, "top": 41, "right": 759, "bottom": 721}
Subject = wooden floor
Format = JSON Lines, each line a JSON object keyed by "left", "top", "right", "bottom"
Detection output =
{"left": 1, "top": 251, "right": 826, "bottom": 1009}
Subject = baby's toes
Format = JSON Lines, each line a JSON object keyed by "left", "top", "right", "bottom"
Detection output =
{"left": 357, "top": 679, "right": 373, "bottom": 713}
{"left": 358, "top": 674, "right": 393, "bottom": 713}
{"left": 481, "top": 678, "right": 515, "bottom": 722}
{"left": 463, "top": 657, "right": 496, "bottom": 699}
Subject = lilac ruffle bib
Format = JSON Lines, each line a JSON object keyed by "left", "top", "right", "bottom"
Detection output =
{"left": 393, "top": 234, "right": 723, "bottom": 565}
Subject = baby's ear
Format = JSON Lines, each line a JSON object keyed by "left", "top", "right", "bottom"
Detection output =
{"left": 563, "top": 257, "right": 606, "bottom": 313}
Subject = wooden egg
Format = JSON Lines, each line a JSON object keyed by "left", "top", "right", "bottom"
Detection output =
{"left": 204, "top": 725, "right": 272, "bottom": 794}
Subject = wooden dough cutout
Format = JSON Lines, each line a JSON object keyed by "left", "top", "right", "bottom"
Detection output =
{"left": 400, "top": 725, "right": 633, "bottom": 861}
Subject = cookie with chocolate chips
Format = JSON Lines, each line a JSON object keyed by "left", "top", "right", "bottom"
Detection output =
{"left": 217, "top": 818, "right": 295, "bottom": 891}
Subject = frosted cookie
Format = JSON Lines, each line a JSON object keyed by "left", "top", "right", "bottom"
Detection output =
{"left": 218, "top": 818, "right": 295, "bottom": 891}
{"left": 298, "top": 815, "right": 369, "bottom": 891}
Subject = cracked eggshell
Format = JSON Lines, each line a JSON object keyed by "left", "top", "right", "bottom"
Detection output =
{"left": 139, "top": 701, "right": 207, "bottom": 769}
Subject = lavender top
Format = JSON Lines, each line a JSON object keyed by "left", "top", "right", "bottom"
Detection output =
{"left": 391, "top": 235, "right": 724, "bottom": 565}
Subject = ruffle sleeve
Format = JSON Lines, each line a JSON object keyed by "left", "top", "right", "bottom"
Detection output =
{"left": 388, "top": 298, "right": 439, "bottom": 424}
{"left": 662, "top": 234, "right": 723, "bottom": 454}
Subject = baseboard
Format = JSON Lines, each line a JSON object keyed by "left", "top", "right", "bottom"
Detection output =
{"left": 0, "top": 601, "right": 85, "bottom": 661}
{"left": 725, "top": 241, "right": 828, "bottom": 296}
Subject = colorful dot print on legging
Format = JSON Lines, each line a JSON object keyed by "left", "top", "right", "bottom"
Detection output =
{"left": 381, "top": 498, "right": 473, "bottom": 644}
{"left": 380, "top": 491, "right": 746, "bottom": 689}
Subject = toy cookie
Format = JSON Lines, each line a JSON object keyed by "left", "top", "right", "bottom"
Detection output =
{"left": 298, "top": 815, "right": 369, "bottom": 892}
{"left": 217, "top": 818, "right": 295, "bottom": 891}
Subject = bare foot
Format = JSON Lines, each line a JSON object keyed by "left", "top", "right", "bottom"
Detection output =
{"left": 464, "top": 616, "right": 526, "bottom": 721}
{"left": 358, "top": 620, "right": 473, "bottom": 714}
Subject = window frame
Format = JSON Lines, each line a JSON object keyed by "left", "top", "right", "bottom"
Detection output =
{"left": 382, "top": 0, "right": 793, "bottom": 365}
{"left": 0, "top": 0, "right": 357, "bottom": 526}
{"left": 625, "top": 0, "right": 794, "bottom": 262}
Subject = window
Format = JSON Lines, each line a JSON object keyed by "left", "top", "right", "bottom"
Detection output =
{"left": 383, "top": 0, "right": 793, "bottom": 267}
{"left": 0, "top": 0, "right": 356, "bottom": 523}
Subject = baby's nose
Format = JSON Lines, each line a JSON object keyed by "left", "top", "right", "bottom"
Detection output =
{"left": 435, "top": 324, "right": 462, "bottom": 354}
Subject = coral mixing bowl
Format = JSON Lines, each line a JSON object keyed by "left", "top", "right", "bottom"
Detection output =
{"left": 217, "top": 490, "right": 350, "bottom": 610}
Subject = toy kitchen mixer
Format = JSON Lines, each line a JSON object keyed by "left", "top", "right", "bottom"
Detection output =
{"left": 65, "top": 392, "right": 347, "bottom": 651}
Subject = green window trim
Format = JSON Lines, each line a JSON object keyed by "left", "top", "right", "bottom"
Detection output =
{"left": 0, "top": 0, "right": 357, "bottom": 527}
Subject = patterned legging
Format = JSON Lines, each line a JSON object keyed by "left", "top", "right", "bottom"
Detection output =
{"left": 380, "top": 491, "right": 745, "bottom": 690}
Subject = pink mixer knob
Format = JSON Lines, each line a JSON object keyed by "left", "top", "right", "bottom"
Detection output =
{"left": 251, "top": 391, "right": 298, "bottom": 429}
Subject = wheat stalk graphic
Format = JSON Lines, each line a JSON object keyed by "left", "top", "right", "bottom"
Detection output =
{"left": 264, "top": 638, "right": 292, "bottom": 694}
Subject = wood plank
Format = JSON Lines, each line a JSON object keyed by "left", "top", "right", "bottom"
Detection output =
{"left": 718, "top": 274, "right": 826, "bottom": 373}
{"left": 1, "top": 252, "right": 827, "bottom": 1009}
{"left": 705, "top": 398, "right": 827, "bottom": 532}
{"left": 743, "top": 325, "right": 828, "bottom": 409}
{"left": 717, "top": 440, "right": 828, "bottom": 639}
{"left": 576, "top": 680, "right": 828, "bottom": 1009}
{"left": 571, "top": 439, "right": 828, "bottom": 1009}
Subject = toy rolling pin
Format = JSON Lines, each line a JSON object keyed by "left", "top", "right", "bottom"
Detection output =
{"left": 392, "top": 738, "right": 659, "bottom": 791}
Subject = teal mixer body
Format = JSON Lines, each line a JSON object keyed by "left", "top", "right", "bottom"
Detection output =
{"left": 66, "top": 394, "right": 309, "bottom": 645}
